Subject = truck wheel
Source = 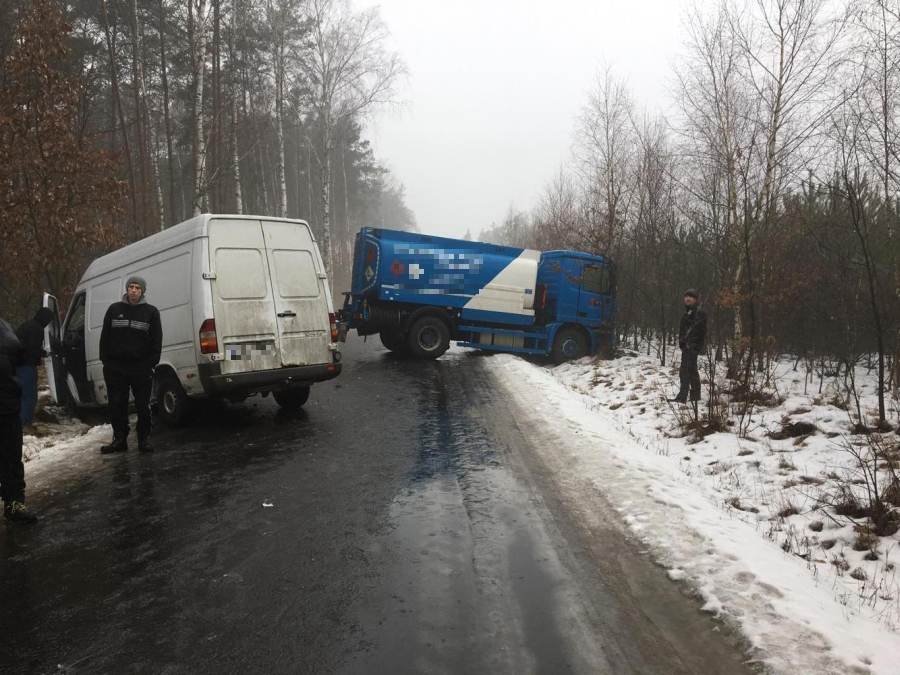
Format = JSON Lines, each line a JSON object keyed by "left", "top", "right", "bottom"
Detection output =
{"left": 274, "top": 386, "right": 310, "bottom": 410}
{"left": 407, "top": 316, "right": 450, "bottom": 359}
{"left": 551, "top": 327, "right": 588, "bottom": 364}
{"left": 379, "top": 329, "right": 409, "bottom": 354}
{"left": 156, "top": 374, "right": 193, "bottom": 427}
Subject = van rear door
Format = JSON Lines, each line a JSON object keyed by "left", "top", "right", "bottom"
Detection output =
{"left": 260, "top": 220, "right": 332, "bottom": 367}
{"left": 208, "top": 218, "right": 282, "bottom": 374}
{"left": 42, "top": 292, "right": 67, "bottom": 404}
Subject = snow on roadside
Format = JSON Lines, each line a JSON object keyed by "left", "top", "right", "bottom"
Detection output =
{"left": 553, "top": 351, "right": 900, "bottom": 621}
{"left": 21, "top": 396, "right": 108, "bottom": 468}
{"left": 484, "top": 352, "right": 900, "bottom": 675}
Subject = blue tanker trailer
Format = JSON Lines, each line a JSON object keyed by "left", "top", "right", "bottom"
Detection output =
{"left": 338, "top": 228, "right": 615, "bottom": 362}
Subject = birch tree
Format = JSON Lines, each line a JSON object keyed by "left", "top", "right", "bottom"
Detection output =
{"left": 575, "top": 67, "right": 635, "bottom": 256}
{"left": 303, "top": 0, "right": 403, "bottom": 273}
{"left": 189, "top": 0, "right": 210, "bottom": 216}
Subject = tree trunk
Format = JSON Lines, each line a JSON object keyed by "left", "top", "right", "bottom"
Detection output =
{"left": 341, "top": 134, "right": 351, "bottom": 268}
{"left": 101, "top": 0, "right": 137, "bottom": 235}
{"left": 320, "top": 120, "right": 333, "bottom": 275}
{"left": 307, "top": 135, "right": 315, "bottom": 230}
{"left": 130, "top": 0, "right": 149, "bottom": 234}
{"left": 275, "top": 84, "right": 287, "bottom": 217}
{"left": 158, "top": 0, "right": 177, "bottom": 226}
{"left": 190, "top": 0, "right": 208, "bottom": 217}
{"left": 229, "top": 0, "right": 242, "bottom": 213}
{"left": 846, "top": 172, "right": 887, "bottom": 425}
{"left": 211, "top": 0, "right": 221, "bottom": 212}
{"left": 273, "top": 18, "right": 287, "bottom": 218}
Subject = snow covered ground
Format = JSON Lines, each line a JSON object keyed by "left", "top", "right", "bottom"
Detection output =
{"left": 485, "top": 349, "right": 900, "bottom": 675}
{"left": 20, "top": 391, "right": 110, "bottom": 473}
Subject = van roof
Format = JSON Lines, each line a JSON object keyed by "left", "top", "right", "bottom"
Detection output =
{"left": 81, "top": 214, "right": 309, "bottom": 282}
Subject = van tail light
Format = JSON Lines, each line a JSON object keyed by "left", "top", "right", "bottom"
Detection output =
{"left": 199, "top": 319, "right": 219, "bottom": 354}
{"left": 329, "top": 313, "right": 338, "bottom": 341}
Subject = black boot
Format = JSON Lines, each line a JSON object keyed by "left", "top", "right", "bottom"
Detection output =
{"left": 667, "top": 395, "right": 687, "bottom": 403}
{"left": 100, "top": 436, "right": 128, "bottom": 454}
{"left": 138, "top": 437, "right": 153, "bottom": 453}
{"left": 4, "top": 500, "right": 38, "bottom": 524}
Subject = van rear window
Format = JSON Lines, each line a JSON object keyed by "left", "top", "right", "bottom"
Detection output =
{"left": 271, "top": 250, "right": 320, "bottom": 298}
{"left": 215, "top": 248, "right": 268, "bottom": 299}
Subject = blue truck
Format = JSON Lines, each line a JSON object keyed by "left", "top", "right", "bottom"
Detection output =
{"left": 339, "top": 228, "right": 615, "bottom": 362}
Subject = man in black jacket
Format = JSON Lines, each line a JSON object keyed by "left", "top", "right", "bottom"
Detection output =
{"left": 99, "top": 276, "right": 162, "bottom": 454}
{"left": 671, "top": 289, "right": 707, "bottom": 404}
{"left": 0, "top": 315, "right": 37, "bottom": 523}
{"left": 16, "top": 307, "right": 55, "bottom": 431}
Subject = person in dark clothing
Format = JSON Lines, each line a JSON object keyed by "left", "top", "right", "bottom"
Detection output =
{"left": 670, "top": 289, "right": 707, "bottom": 404}
{"left": 16, "top": 307, "right": 55, "bottom": 430}
{"left": 0, "top": 315, "right": 38, "bottom": 523}
{"left": 99, "top": 276, "right": 162, "bottom": 454}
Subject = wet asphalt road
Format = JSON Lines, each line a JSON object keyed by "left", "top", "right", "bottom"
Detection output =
{"left": 0, "top": 339, "right": 756, "bottom": 674}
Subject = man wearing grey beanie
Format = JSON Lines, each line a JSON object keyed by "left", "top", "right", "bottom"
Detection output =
{"left": 98, "top": 275, "right": 162, "bottom": 453}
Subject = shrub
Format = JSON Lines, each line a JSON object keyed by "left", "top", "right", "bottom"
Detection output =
{"left": 852, "top": 526, "right": 879, "bottom": 552}
{"left": 778, "top": 502, "right": 800, "bottom": 518}
{"left": 769, "top": 421, "right": 818, "bottom": 440}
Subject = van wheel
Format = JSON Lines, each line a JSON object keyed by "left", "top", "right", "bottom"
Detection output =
{"left": 380, "top": 329, "right": 409, "bottom": 354}
{"left": 407, "top": 316, "right": 450, "bottom": 359}
{"left": 274, "top": 386, "right": 310, "bottom": 410}
{"left": 156, "top": 374, "right": 193, "bottom": 427}
{"left": 551, "top": 327, "right": 588, "bottom": 364}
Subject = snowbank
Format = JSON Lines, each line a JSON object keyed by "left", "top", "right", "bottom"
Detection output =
{"left": 484, "top": 351, "right": 900, "bottom": 675}
{"left": 20, "top": 389, "right": 109, "bottom": 468}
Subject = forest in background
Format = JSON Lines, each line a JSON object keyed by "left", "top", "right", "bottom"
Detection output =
{"left": 5, "top": 0, "right": 900, "bottom": 426}
{"left": 481, "top": 0, "right": 900, "bottom": 427}
{"left": 0, "top": 0, "right": 416, "bottom": 317}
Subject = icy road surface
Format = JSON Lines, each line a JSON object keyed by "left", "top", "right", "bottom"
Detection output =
{"left": 0, "top": 339, "right": 754, "bottom": 674}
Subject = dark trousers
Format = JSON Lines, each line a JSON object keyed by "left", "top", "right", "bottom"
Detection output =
{"left": 104, "top": 367, "right": 153, "bottom": 441}
{"left": 16, "top": 365, "right": 37, "bottom": 427}
{"left": 0, "top": 413, "right": 25, "bottom": 503}
{"left": 678, "top": 349, "right": 701, "bottom": 401}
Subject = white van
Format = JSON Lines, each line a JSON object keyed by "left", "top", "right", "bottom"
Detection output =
{"left": 43, "top": 214, "right": 342, "bottom": 425}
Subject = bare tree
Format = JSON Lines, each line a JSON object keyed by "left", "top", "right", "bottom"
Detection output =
{"left": 830, "top": 97, "right": 893, "bottom": 426}
{"left": 303, "top": 0, "right": 404, "bottom": 273}
{"left": 853, "top": 0, "right": 900, "bottom": 382}
{"left": 532, "top": 169, "right": 584, "bottom": 251}
{"left": 730, "top": 0, "right": 847, "bottom": 375}
{"left": 632, "top": 112, "right": 680, "bottom": 364}
{"left": 676, "top": 3, "right": 747, "bottom": 343}
{"left": 575, "top": 67, "right": 635, "bottom": 256}
{"left": 675, "top": 0, "right": 847, "bottom": 380}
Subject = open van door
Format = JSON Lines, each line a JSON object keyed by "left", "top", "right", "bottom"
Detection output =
{"left": 42, "top": 292, "right": 67, "bottom": 405}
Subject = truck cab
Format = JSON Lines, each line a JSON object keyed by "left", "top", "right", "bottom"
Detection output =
{"left": 340, "top": 228, "right": 615, "bottom": 362}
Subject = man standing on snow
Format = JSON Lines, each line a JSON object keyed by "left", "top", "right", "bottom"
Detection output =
{"left": 0, "top": 315, "right": 37, "bottom": 523}
{"left": 99, "top": 276, "right": 162, "bottom": 454}
{"left": 16, "top": 306, "right": 55, "bottom": 433}
{"left": 670, "top": 288, "right": 707, "bottom": 404}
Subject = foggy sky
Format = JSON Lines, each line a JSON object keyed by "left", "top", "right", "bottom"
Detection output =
{"left": 363, "top": 0, "right": 692, "bottom": 240}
